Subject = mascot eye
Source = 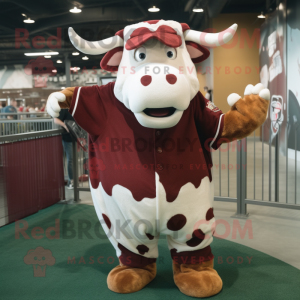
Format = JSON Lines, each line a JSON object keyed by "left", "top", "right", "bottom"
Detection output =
{"left": 35, "top": 67, "right": 39, "bottom": 71}
{"left": 134, "top": 47, "right": 146, "bottom": 62}
{"left": 165, "top": 47, "right": 177, "bottom": 60}
{"left": 43, "top": 67, "right": 47, "bottom": 71}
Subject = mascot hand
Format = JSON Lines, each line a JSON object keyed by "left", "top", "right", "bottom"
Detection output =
{"left": 46, "top": 92, "right": 66, "bottom": 118}
{"left": 227, "top": 83, "right": 270, "bottom": 107}
{"left": 222, "top": 83, "right": 270, "bottom": 141}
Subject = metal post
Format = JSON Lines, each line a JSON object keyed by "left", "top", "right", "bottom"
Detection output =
{"left": 219, "top": 148, "right": 221, "bottom": 196}
{"left": 72, "top": 138, "right": 79, "bottom": 202}
{"left": 275, "top": 128, "right": 280, "bottom": 202}
{"left": 241, "top": 138, "right": 247, "bottom": 213}
{"left": 286, "top": 123, "right": 289, "bottom": 203}
{"left": 254, "top": 130, "right": 256, "bottom": 199}
{"left": 233, "top": 139, "right": 248, "bottom": 218}
{"left": 262, "top": 123, "right": 264, "bottom": 201}
{"left": 65, "top": 53, "right": 71, "bottom": 87}
{"left": 269, "top": 132, "right": 272, "bottom": 201}
{"left": 227, "top": 143, "right": 229, "bottom": 197}
{"left": 295, "top": 124, "right": 298, "bottom": 204}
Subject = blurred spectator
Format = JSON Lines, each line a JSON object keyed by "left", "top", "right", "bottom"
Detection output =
{"left": 0, "top": 103, "right": 6, "bottom": 119}
{"left": 40, "top": 103, "right": 46, "bottom": 112}
{"left": 29, "top": 107, "right": 36, "bottom": 118}
{"left": 204, "top": 86, "right": 213, "bottom": 102}
{"left": 54, "top": 109, "right": 75, "bottom": 189}
{"left": 2, "top": 99, "right": 17, "bottom": 119}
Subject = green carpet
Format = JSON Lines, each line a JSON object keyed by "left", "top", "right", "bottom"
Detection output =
{"left": 0, "top": 204, "right": 299, "bottom": 300}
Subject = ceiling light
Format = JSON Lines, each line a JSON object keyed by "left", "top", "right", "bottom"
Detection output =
{"left": 72, "top": 52, "right": 80, "bottom": 56}
{"left": 258, "top": 12, "right": 265, "bottom": 18}
{"left": 57, "top": 60, "right": 63, "bottom": 63}
{"left": 70, "top": 7, "right": 81, "bottom": 13}
{"left": 22, "top": 13, "right": 27, "bottom": 17}
{"left": 148, "top": 6, "right": 160, "bottom": 12}
{"left": 44, "top": 55, "right": 51, "bottom": 58}
{"left": 70, "top": 67, "right": 80, "bottom": 71}
{"left": 193, "top": 8, "right": 204, "bottom": 12}
{"left": 82, "top": 56, "right": 89, "bottom": 60}
{"left": 23, "top": 18, "right": 35, "bottom": 24}
{"left": 61, "top": 87, "right": 66, "bottom": 89}
{"left": 24, "top": 52, "right": 59, "bottom": 56}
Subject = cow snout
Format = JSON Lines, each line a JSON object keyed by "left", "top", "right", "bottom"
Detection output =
{"left": 166, "top": 74, "right": 177, "bottom": 85}
{"left": 141, "top": 75, "right": 152, "bottom": 86}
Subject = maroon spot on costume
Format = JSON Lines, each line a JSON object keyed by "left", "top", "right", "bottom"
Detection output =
{"left": 167, "top": 214, "right": 187, "bottom": 231}
{"left": 166, "top": 74, "right": 177, "bottom": 85}
{"left": 170, "top": 248, "right": 178, "bottom": 257}
{"left": 186, "top": 229, "right": 205, "bottom": 247}
{"left": 102, "top": 213, "right": 111, "bottom": 229}
{"left": 136, "top": 244, "right": 149, "bottom": 255}
{"left": 206, "top": 208, "right": 214, "bottom": 221}
{"left": 140, "top": 75, "right": 152, "bottom": 86}
{"left": 118, "top": 243, "right": 156, "bottom": 268}
{"left": 165, "top": 178, "right": 206, "bottom": 203}
{"left": 146, "top": 233, "right": 154, "bottom": 240}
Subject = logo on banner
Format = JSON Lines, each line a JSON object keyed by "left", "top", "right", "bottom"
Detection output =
{"left": 269, "top": 50, "right": 283, "bottom": 82}
{"left": 206, "top": 101, "right": 220, "bottom": 112}
{"left": 24, "top": 56, "right": 57, "bottom": 88}
{"left": 270, "top": 95, "right": 284, "bottom": 135}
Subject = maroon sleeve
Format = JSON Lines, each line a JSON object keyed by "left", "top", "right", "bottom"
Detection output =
{"left": 69, "top": 83, "right": 115, "bottom": 136}
{"left": 193, "top": 92, "right": 224, "bottom": 150}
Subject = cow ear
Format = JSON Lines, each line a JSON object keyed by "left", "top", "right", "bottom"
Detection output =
{"left": 100, "top": 47, "right": 123, "bottom": 72}
{"left": 185, "top": 41, "right": 210, "bottom": 63}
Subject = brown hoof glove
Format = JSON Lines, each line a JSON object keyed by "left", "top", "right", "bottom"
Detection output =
{"left": 107, "top": 260, "right": 156, "bottom": 294}
{"left": 221, "top": 83, "right": 270, "bottom": 142}
{"left": 173, "top": 259, "right": 223, "bottom": 298}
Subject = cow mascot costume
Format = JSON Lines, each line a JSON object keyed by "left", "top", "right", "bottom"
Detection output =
{"left": 47, "top": 20, "right": 270, "bottom": 297}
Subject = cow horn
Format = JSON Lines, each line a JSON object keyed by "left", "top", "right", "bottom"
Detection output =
{"left": 184, "top": 24, "right": 238, "bottom": 48}
{"left": 68, "top": 27, "right": 124, "bottom": 55}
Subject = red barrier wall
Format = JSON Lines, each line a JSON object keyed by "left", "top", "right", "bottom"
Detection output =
{"left": 0, "top": 136, "right": 65, "bottom": 224}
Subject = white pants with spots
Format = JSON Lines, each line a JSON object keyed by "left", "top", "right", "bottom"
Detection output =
{"left": 91, "top": 175, "right": 216, "bottom": 267}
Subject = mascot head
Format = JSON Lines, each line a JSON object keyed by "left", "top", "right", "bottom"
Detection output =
{"left": 69, "top": 20, "right": 237, "bottom": 129}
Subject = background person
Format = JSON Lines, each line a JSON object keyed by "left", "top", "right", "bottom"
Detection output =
{"left": 54, "top": 109, "right": 75, "bottom": 189}
{"left": 0, "top": 103, "right": 6, "bottom": 120}
{"left": 2, "top": 99, "right": 17, "bottom": 119}
{"left": 204, "top": 86, "right": 213, "bottom": 102}
{"left": 40, "top": 103, "right": 46, "bottom": 112}
{"left": 29, "top": 107, "right": 36, "bottom": 118}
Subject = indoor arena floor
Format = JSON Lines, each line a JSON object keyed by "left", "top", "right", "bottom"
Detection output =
{"left": 0, "top": 201, "right": 299, "bottom": 300}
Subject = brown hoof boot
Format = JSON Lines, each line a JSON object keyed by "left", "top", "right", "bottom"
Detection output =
{"left": 173, "top": 259, "right": 223, "bottom": 298}
{"left": 107, "top": 260, "right": 156, "bottom": 294}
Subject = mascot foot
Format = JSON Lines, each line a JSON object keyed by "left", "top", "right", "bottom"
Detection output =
{"left": 173, "top": 259, "right": 223, "bottom": 298}
{"left": 107, "top": 260, "right": 156, "bottom": 294}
